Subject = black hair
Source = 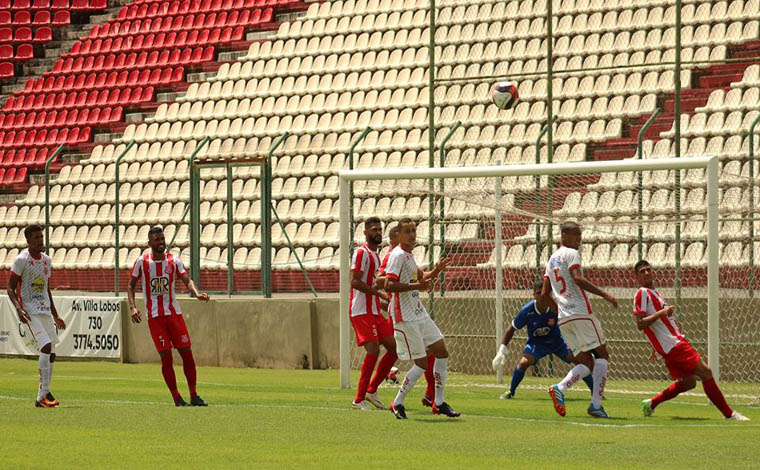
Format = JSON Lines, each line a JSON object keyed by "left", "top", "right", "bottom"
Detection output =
{"left": 634, "top": 259, "right": 651, "bottom": 273}
{"left": 398, "top": 217, "right": 415, "bottom": 228}
{"left": 560, "top": 221, "right": 580, "bottom": 234}
{"left": 148, "top": 226, "right": 164, "bottom": 238}
{"left": 24, "top": 225, "right": 43, "bottom": 239}
{"left": 533, "top": 280, "right": 544, "bottom": 293}
{"left": 365, "top": 216, "right": 381, "bottom": 226}
{"left": 388, "top": 225, "right": 400, "bottom": 237}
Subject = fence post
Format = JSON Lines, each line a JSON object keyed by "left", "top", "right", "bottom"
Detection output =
{"left": 188, "top": 137, "right": 212, "bottom": 286}
{"left": 436, "top": 121, "right": 461, "bottom": 299}
{"left": 747, "top": 113, "right": 760, "bottom": 297}
{"left": 43, "top": 144, "right": 66, "bottom": 255}
{"left": 264, "top": 132, "right": 289, "bottom": 297}
{"left": 348, "top": 127, "right": 371, "bottom": 255}
{"left": 636, "top": 108, "right": 662, "bottom": 261}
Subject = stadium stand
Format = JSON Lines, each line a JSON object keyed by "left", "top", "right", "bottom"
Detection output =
{"left": 0, "top": 0, "right": 759, "bottom": 292}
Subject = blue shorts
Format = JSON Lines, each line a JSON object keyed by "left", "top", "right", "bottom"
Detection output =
{"left": 522, "top": 340, "right": 572, "bottom": 363}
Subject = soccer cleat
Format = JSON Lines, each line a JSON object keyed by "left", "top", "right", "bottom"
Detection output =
{"left": 641, "top": 399, "right": 654, "bottom": 417}
{"left": 548, "top": 385, "right": 566, "bottom": 417}
{"left": 499, "top": 391, "right": 514, "bottom": 400}
{"left": 45, "top": 392, "right": 60, "bottom": 407}
{"left": 389, "top": 402, "right": 407, "bottom": 420}
{"left": 726, "top": 411, "right": 750, "bottom": 421}
{"left": 365, "top": 392, "right": 385, "bottom": 409}
{"left": 351, "top": 400, "right": 371, "bottom": 411}
{"left": 175, "top": 397, "right": 190, "bottom": 407}
{"left": 432, "top": 401, "right": 461, "bottom": 418}
{"left": 587, "top": 405, "right": 611, "bottom": 418}
{"left": 35, "top": 397, "right": 58, "bottom": 408}
{"left": 421, "top": 395, "right": 433, "bottom": 407}
{"left": 190, "top": 395, "right": 208, "bottom": 407}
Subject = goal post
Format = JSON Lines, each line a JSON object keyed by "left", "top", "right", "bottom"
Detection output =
{"left": 338, "top": 156, "right": 721, "bottom": 390}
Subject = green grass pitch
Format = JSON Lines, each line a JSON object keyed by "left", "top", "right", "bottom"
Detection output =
{"left": 0, "top": 358, "right": 757, "bottom": 469}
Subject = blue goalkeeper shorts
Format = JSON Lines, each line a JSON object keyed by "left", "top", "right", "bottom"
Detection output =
{"left": 522, "top": 340, "right": 573, "bottom": 363}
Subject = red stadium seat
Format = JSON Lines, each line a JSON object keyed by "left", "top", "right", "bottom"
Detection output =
{"left": 0, "top": 0, "right": 9, "bottom": 9}
{"left": 16, "top": 44, "right": 34, "bottom": 61}
{"left": 32, "top": 10, "right": 51, "bottom": 26}
{"left": 71, "top": 0, "right": 89, "bottom": 10}
{"left": 13, "top": 11, "right": 32, "bottom": 26}
{"left": 33, "top": 26, "right": 52, "bottom": 44}
{"left": 0, "top": 45, "right": 13, "bottom": 60}
{"left": 52, "top": 10, "right": 70, "bottom": 26}
{"left": 15, "top": 26, "right": 32, "bottom": 42}
{"left": 0, "top": 27, "right": 12, "bottom": 44}
{"left": 0, "top": 12, "right": 10, "bottom": 26}
{"left": 12, "top": 0, "right": 31, "bottom": 10}
{"left": 51, "top": 0, "right": 68, "bottom": 8}
{"left": 32, "top": 0, "right": 51, "bottom": 9}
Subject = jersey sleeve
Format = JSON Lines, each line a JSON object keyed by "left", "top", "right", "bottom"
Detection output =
{"left": 633, "top": 288, "right": 649, "bottom": 316}
{"left": 378, "top": 252, "right": 390, "bottom": 275}
{"left": 129, "top": 257, "right": 142, "bottom": 280}
{"left": 384, "top": 250, "right": 403, "bottom": 281}
{"left": 174, "top": 256, "right": 187, "bottom": 276}
{"left": 567, "top": 249, "right": 582, "bottom": 272}
{"left": 10, "top": 254, "right": 24, "bottom": 277}
{"left": 511, "top": 306, "right": 528, "bottom": 330}
{"left": 351, "top": 248, "right": 365, "bottom": 273}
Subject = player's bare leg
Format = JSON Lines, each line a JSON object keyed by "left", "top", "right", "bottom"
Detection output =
{"left": 501, "top": 354, "right": 535, "bottom": 399}
{"left": 427, "top": 339, "right": 460, "bottom": 418}
{"left": 353, "top": 340, "right": 380, "bottom": 410}
{"left": 35, "top": 342, "right": 57, "bottom": 408}
{"left": 692, "top": 360, "right": 748, "bottom": 420}
{"left": 178, "top": 346, "right": 206, "bottom": 406}
{"left": 366, "top": 336, "right": 397, "bottom": 409}
{"left": 643, "top": 376, "right": 696, "bottom": 417}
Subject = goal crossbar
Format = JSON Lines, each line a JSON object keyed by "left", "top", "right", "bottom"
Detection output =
{"left": 338, "top": 156, "right": 720, "bottom": 388}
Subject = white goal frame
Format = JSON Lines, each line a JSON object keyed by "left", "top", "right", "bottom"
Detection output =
{"left": 338, "top": 157, "right": 720, "bottom": 389}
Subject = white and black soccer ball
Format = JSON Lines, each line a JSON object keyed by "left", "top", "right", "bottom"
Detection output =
{"left": 386, "top": 366, "right": 400, "bottom": 384}
{"left": 490, "top": 81, "right": 519, "bottom": 110}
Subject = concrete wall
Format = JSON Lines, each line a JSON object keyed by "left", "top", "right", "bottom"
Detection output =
{"left": 121, "top": 297, "right": 341, "bottom": 369}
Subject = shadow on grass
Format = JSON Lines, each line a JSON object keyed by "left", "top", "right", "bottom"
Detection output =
{"left": 670, "top": 416, "right": 710, "bottom": 421}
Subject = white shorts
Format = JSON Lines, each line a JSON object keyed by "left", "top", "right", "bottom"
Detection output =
{"left": 559, "top": 315, "right": 605, "bottom": 356}
{"left": 394, "top": 317, "right": 444, "bottom": 361}
{"left": 27, "top": 314, "right": 59, "bottom": 350}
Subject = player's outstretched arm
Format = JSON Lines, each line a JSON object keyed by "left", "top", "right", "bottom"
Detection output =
{"left": 6, "top": 273, "right": 30, "bottom": 324}
{"left": 569, "top": 268, "right": 618, "bottom": 308}
{"left": 48, "top": 285, "right": 65, "bottom": 329}
{"left": 492, "top": 325, "right": 517, "bottom": 371}
{"left": 127, "top": 277, "right": 142, "bottom": 323}
{"left": 180, "top": 273, "right": 210, "bottom": 301}
{"left": 635, "top": 305, "right": 675, "bottom": 330}
{"left": 422, "top": 257, "right": 452, "bottom": 281}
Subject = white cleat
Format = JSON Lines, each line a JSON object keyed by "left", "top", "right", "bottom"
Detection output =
{"left": 351, "top": 400, "right": 371, "bottom": 411}
{"left": 365, "top": 392, "right": 386, "bottom": 409}
{"left": 726, "top": 411, "right": 750, "bottom": 421}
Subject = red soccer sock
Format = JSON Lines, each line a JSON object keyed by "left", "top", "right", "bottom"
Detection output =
{"left": 355, "top": 353, "right": 378, "bottom": 403}
{"left": 424, "top": 354, "right": 435, "bottom": 399}
{"left": 651, "top": 380, "right": 690, "bottom": 409}
{"left": 702, "top": 378, "right": 733, "bottom": 418}
{"left": 367, "top": 351, "right": 397, "bottom": 394}
{"left": 160, "top": 353, "right": 181, "bottom": 403}
{"left": 179, "top": 348, "right": 198, "bottom": 399}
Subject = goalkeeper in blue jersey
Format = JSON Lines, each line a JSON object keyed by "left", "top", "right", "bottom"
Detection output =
{"left": 492, "top": 280, "right": 594, "bottom": 399}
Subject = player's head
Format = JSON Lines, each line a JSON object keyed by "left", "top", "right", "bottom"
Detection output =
{"left": 363, "top": 216, "right": 383, "bottom": 247}
{"left": 398, "top": 217, "right": 416, "bottom": 250}
{"left": 148, "top": 226, "right": 166, "bottom": 254}
{"left": 634, "top": 259, "right": 653, "bottom": 288}
{"left": 531, "top": 279, "right": 544, "bottom": 301}
{"left": 388, "top": 224, "right": 400, "bottom": 247}
{"left": 24, "top": 225, "right": 44, "bottom": 253}
{"left": 560, "top": 221, "right": 581, "bottom": 249}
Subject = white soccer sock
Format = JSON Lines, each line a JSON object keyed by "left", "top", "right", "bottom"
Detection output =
{"left": 557, "top": 363, "right": 591, "bottom": 394}
{"left": 393, "top": 365, "right": 425, "bottom": 407}
{"left": 48, "top": 354, "right": 54, "bottom": 393}
{"left": 433, "top": 357, "right": 448, "bottom": 406}
{"left": 38, "top": 353, "right": 50, "bottom": 401}
{"left": 591, "top": 358, "right": 608, "bottom": 409}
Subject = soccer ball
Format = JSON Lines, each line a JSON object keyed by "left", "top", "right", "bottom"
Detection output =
{"left": 490, "top": 81, "right": 519, "bottom": 110}
{"left": 386, "top": 366, "right": 399, "bottom": 384}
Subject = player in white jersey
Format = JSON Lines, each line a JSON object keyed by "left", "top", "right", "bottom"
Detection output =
{"left": 7, "top": 225, "right": 66, "bottom": 408}
{"left": 633, "top": 260, "right": 748, "bottom": 420}
{"left": 542, "top": 221, "right": 618, "bottom": 418}
{"left": 384, "top": 218, "right": 458, "bottom": 419}
{"left": 349, "top": 216, "right": 397, "bottom": 411}
{"left": 127, "top": 226, "right": 210, "bottom": 407}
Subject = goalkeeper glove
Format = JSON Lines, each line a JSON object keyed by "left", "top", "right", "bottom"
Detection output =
{"left": 491, "top": 344, "right": 509, "bottom": 371}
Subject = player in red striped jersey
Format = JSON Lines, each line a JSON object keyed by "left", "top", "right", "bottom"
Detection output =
{"left": 127, "top": 226, "right": 210, "bottom": 407}
{"left": 349, "top": 216, "right": 397, "bottom": 410}
{"left": 634, "top": 260, "right": 748, "bottom": 420}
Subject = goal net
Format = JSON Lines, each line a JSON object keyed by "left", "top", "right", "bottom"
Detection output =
{"left": 339, "top": 156, "right": 760, "bottom": 404}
